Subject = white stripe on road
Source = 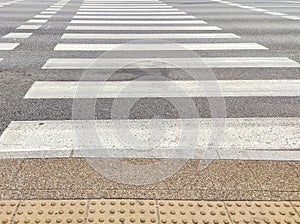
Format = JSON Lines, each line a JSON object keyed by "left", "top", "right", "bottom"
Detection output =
{"left": 41, "top": 11, "right": 57, "bottom": 14}
{"left": 27, "top": 19, "right": 48, "bottom": 23}
{"left": 78, "top": 8, "right": 179, "bottom": 11}
{"left": 0, "top": 118, "right": 299, "bottom": 160}
{"left": 17, "top": 25, "right": 41, "bottom": 30}
{"left": 83, "top": 1, "right": 162, "bottom": 2}
{"left": 81, "top": 3, "right": 168, "bottom": 5}
{"left": 84, "top": 0, "right": 162, "bottom": 1}
{"left": 0, "top": 58, "right": 3, "bottom": 62}
{"left": 283, "top": 15, "right": 300, "bottom": 20}
{"left": 0, "top": 43, "right": 20, "bottom": 50}
{"left": 254, "top": 5, "right": 300, "bottom": 7}
{"left": 66, "top": 25, "right": 221, "bottom": 31}
{"left": 46, "top": 8, "right": 61, "bottom": 11}
{"left": 76, "top": 11, "right": 186, "bottom": 14}
{"left": 3, "top": 33, "right": 32, "bottom": 38}
{"left": 25, "top": 80, "right": 300, "bottom": 98}
{"left": 80, "top": 4, "right": 172, "bottom": 7}
{"left": 70, "top": 20, "right": 206, "bottom": 24}
{"left": 237, "top": 5, "right": 254, "bottom": 9}
{"left": 73, "top": 15, "right": 195, "bottom": 19}
{"left": 264, "top": 11, "right": 287, "bottom": 16}
{"left": 54, "top": 43, "right": 267, "bottom": 51}
{"left": 42, "top": 57, "right": 300, "bottom": 69}
{"left": 249, "top": 8, "right": 268, "bottom": 12}
{"left": 61, "top": 33, "right": 238, "bottom": 39}
{"left": 34, "top": 14, "right": 53, "bottom": 19}
{"left": 79, "top": 5, "right": 173, "bottom": 8}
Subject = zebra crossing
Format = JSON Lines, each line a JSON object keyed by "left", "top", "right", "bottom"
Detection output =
{"left": 0, "top": 0, "right": 71, "bottom": 55}
{"left": 0, "top": 0, "right": 25, "bottom": 52}
{"left": 0, "top": 0, "right": 23, "bottom": 8}
{"left": 0, "top": 0, "right": 300, "bottom": 161}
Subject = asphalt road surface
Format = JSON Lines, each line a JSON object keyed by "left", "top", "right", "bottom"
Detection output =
{"left": 0, "top": 0, "right": 299, "bottom": 200}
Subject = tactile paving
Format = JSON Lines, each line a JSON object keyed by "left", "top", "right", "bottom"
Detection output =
{"left": 0, "top": 200, "right": 19, "bottom": 224}
{"left": 225, "top": 201, "right": 300, "bottom": 224}
{"left": 291, "top": 202, "right": 300, "bottom": 216}
{"left": 12, "top": 200, "right": 88, "bottom": 224}
{"left": 86, "top": 199, "right": 158, "bottom": 223}
{"left": 1, "top": 200, "right": 300, "bottom": 224}
{"left": 157, "top": 200, "right": 231, "bottom": 224}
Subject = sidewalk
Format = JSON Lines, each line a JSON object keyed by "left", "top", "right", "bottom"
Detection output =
{"left": 1, "top": 158, "right": 299, "bottom": 201}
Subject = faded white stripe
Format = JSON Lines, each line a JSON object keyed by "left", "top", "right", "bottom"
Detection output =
{"left": 76, "top": 11, "right": 186, "bottom": 14}
{"left": 25, "top": 80, "right": 300, "bottom": 98}
{"left": 66, "top": 25, "right": 221, "bottom": 31}
{"left": 17, "top": 25, "right": 41, "bottom": 30}
{"left": 70, "top": 19, "right": 206, "bottom": 24}
{"left": 42, "top": 57, "right": 300, "bottom": 69}
{"left": 73, "top": 15, "right": 195, "bottom": 19}
{"left": 3, "top": 32, "right": 32, "bottom": 38}
{"left": 27, "top": 19, "right": 48, "bottom": 23}
{"left": 78, "top": 8, "right": 179, "bottom": 11}
{"left": 54, "top": 43, "right": 266, "bottom": 51}
{"left": 61, "top": 33, "right": 237, "bottom": 39}
{"left": 0, "top": 118, "right": 299, "bottom": 160}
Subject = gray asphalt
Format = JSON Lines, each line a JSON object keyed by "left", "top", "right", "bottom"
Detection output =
{"left": 0, "top": 0, "right": 299, "bottom": 200}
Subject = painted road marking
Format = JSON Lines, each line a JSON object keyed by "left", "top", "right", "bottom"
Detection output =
{"left": 0, "top": 43, "right": 20, "bottom": 50}
{"left": 17, "top": 25, "right": 41, "bottom": 30}
{"left": 54, "top": 43, "right": 266, "bottom": 51}
{"left": 80, "top": 5, "right": 172, "bottom": 7}
{"left": 212, "top": 0, "right": 300, "bottom": 21}
{"left": 73, "top": 15, "right": 195, "bottom": 19}
{"left": 27, "top": 19, "right": 48, "bottom": 23}
{"left": 83, "top": 0, "right": 162, "bottom": 1}
{"left": 41, "top": 11, "right": 57, "bottom": 14}
{"left": 80, "top": 6, "right": 173, "bottom": 8}
{"left": 45, "top": 8, "right": 61, "bottom": 11}
{"left": 42, "top": 57, "right": 300, "bottom": 69}
{"left": 250, "top": 8, "right": 268, "bottom": 12}
{"left": 69, "top": 20, "right": 206, "bottom": 24}
{"left": 61, "top": 33, "right": 238, "bottom": 39}
{"left": 75, "top": 11, "right": 186, "bottom": 14}
{"left": 25, "top": 80, "right": 300, "bottom": 98}
{"left": 0, "top": 118, "right": 299, "bottom": 160}
{"left": 66, "top": 25, "right": 221, "bottom": 31}
{"left": 283, "top": 15, "right": 300, "bottom": 20}
{"left": 254, "top": 5, "right": 300, "bottom": 7}
{"left": 34, "top": 14, "right": 53, "bottom": 19}
{"left": 3, "top": 32, "right": 32, "bottom": 38}
{"left": 77, "top": 8, "right": 180, "bottom": 11}
{"left": 84, "top": 0, "right": 162, "bottom": 1}
{"left": 81, "top": 3, "right": 168, "bottom": 5}
{"left": 264, "top": 11, "right": 287, "bottom": 16}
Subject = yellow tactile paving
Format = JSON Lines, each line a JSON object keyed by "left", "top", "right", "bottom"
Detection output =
{"left": 0, "top": 200, "right": 299, "bottom": 224}
{"left": 0, "top": 200, "right": 19, "bottom": 224}
{"left": 86, "top": 199, "right": 158, "bottom": 223}
{"left": 157, "top": 200, "right": 231, "bottom": 224}
{"left": 291, "top": 202, "right": 300, "bottom": 216}
{"left": 225, "top": 201, "right": 300, "bottom": 224}
{"left": 12, "top": 200, "right": 88, "bottom": 224}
